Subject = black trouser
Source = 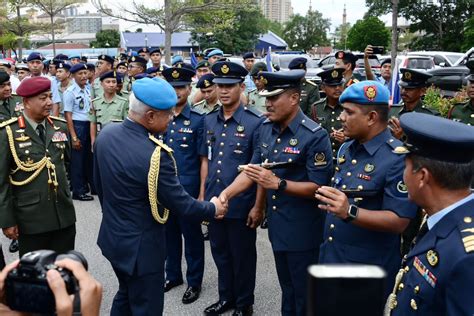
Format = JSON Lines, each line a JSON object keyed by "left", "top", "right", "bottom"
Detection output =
{"left": 18, "top": 225, "right": 76, "bottom": 257}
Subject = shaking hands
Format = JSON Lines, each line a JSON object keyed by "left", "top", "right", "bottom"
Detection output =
{"left": 211, "top": 194, "right": 229, "bottom": 219}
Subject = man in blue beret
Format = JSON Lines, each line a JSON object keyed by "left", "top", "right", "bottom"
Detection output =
{"left": 221, "top": 69, "right": 333, "bottom": 316}
{"left": 193, "top": 73, "right": 220, "bottom": 113}
{"left": 53, "top": 62, "right": 73, "bottom": 117}
{"left": 93, "top": 77, "right": 227, "bottom": 315}
{"left": 161, "top": 67, "right": 208, "bottom": 304}
{"left": 200, "top": 61, "right": 264, "bottom": 316}
{"left": 91, "top": 54, "right": 114, "bottom": 99}
{"left": 64, "top": 63, "right": 95, "bottom": 201}
{"left": 387, "top": 113, "right": 474, "bottom": 315}
{"left": 288, "top": 57, "right": 320, "bottom": 117}
{"left": 334, "top": 50, "right": 359, "bottom": 88}
{"left": 68, "top": 55, "right": 81, "bottom": 65}
{"left": 243, "top": 52, "right": 256, "bottom": 92}
{"left": 315, "top": 81, "right": 418, "bottom": 300}
{"left": 206, "top": 49, "right": 224, "bottom": 65}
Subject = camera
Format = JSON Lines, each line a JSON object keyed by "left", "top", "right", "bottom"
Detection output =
{"left": 5, "top": 249, "right": 88, "bottom": 314}
{"left": 371, "top": 46, "right": 385, "bottom": 55}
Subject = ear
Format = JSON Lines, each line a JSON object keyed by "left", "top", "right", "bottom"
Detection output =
{"left": 240, "top": 83, "right": 246, "bottom": 93}
{"left": 366, "top": 109, "right": 378, "bottom": 126}
{"left": 418, "top": 167, "right": 431, "bottom": 189}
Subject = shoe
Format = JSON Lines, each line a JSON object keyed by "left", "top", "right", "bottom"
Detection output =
{"left": 182, "top": 286, "right": 201, "bottom": 304}
{"left": 72, "top": 194, "right": 94, "bottom": 201}
{"left": 204, "top": 300, "right": 235, "bottom": 315}
{"left": 232, "top": 306, "right": 253, "bottom": 316}
{"left": 260, "top": 217, "right": 268, "bottom": 229}
{"left": 164, "top": 280, "right": 183, "bottom": 293}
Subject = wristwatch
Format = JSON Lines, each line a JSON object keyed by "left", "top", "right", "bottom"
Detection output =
{"left": 344, "top": 204, "right": 359, "bottom": 222}
{"left": 277, "top": 178, "right": 287, "bottom": 192}
{"left": 72, "top": 136, "right": 78, "bottom": 142}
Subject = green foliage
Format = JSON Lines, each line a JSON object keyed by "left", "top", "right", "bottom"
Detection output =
{"left": 346, "top": 16, "right": 389, "bottom": 51}
{"left": 283, "top": 10, "right": 331, "bottom": 51}
{"left": 462, "top": 16, "right": 474, "bottom": 51}
{"left": 424, "top": 86, "right": 469, "bottom": 118}
{"left": 262, "top": 19, "right": 285, "bottom": 39}
{"left": 90, "top": 29, "right": 121, "bottom": 48}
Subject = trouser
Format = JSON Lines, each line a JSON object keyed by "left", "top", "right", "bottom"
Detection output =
{"left": 18, "top": 224, "right": 76, "bottom": 257}
{"left": 111, "top": 267, "right": 165, "bottom": 316}
{"left": 208, "top": 218, "right": 257, "bottom": 308}
{"left": 273, "top": 249, "right": 319, "bottom": 316}
{"left": 71, "top": 120, "right": 94, "bottom": 196}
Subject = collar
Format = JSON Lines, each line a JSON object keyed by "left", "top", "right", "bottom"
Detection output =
{"left": 23, "top": 113, "right": 45, "bottom": 131}
{"left": 73, "top": 80, "right": 86, "bottom": 92}
{"left": 323, "top": 99, "right": 342, "bottom": 111}
{"left": 352, "top": 128, "right": 391, "bottom": 156}
{"left": 217, "top": 104, "right": 244, "bottom": 123}
{"left": 124, "top": 117, "right": 150, "bottom": 136}
{"left": 176, "top": 103, "right": 191, "bottom": 119}
{"left": 428, "top": 194, "right": 474, "bottom": 230}
{"left": 462, "top": 100, "right": 474, "bottom": 109}
{"left": 271, "top": 109, "right": 305, "bottom": 135}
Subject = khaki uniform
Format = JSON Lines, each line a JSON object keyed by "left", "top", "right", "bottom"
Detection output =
{"left": 389, "top": 100, "right": 439, "bottom": 118}
{"left": 89, "top": 94, "right": 129, "bottom": 132}
{"left": 192, "top": 99, "right": 220, "bottom": 114}
{"left": 310, "top": 98, "right": 344, "bottom": 158}
{"left": 91, "top": 77, "right": 103, "bottom": 99}
{"left": 0, "top": 115, "right": 76, "bottom": 255}
{"left": 0, "top": 95, "right": 23, "bottom": 122}
{"left": 448, "top": 100, "right": 474, "bottom": 125}
{"left": 300, "top": 79, "right": 320, "bottom": 116}
{"left": 247, "top": 88, "right": 266, "bottom": 114}
{"left": 188, "top": 82, "right": 199, "bottom": 105}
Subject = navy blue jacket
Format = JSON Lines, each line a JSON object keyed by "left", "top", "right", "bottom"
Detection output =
{"left": 94, "top": 119, "right": 215, "bottom": 276}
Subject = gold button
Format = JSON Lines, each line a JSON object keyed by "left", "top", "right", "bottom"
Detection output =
{"left": 335, "top": 166, "right": 340, "bottom": 171}
{"left": 398, "top": 283, "right": 404, "bottom": 291}
{"left": 357, "top": 185, "right": 363, "bottom": 190}
{"left": 219, "top": 152, "right": 223, "bottom": 156}
{"left": 218, "top": 161, "right": 222, "bottom": 164}
{"left": 414, "top": 285, "right": 420, "bottom": 294}
{"left": 342, "top": 185, "right": 347, "bottom": 189}
{"left": 351, "top": 159, "right": 357, "bottom": 165}
{"left": 220, "top": 142, "right": 224, "bottom": 146}
{"left": 346, "top": 172, "right": 351, "bottom": 177}
{"left": 277, "top": 138, "right": 281, "bottom": 143}
{"left": 216, "top": 179, "right": 220, "bottom": 183}
{"left": 464, "top": 217, "right": 472, "bottom": 223}
{"left": 410, "top": 299, "right": 417, "bottom": 310}
{"left": 331, "top": 119, "right": 335, "bottom": 122}
{"left": 328, "top": 237, "right": 333, "bottom": 242}
{"left": 25, "top": 150, "right": 29, "bottom": 154}
{"left": 272, "top": 206, "right": 277, "bottom": 210}
{"left": 288, "top": 158, "right": 292, "bottom": 162}
{"left": 330, "top": 224, "right": 335, "bottom": 229}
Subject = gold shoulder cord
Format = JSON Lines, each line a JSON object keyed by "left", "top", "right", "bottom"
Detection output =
{"left": 147, "top": 135, "right": 178, "bottom": 224}
{"left": 5, "top": 125, "right": 58, "bottom": 189}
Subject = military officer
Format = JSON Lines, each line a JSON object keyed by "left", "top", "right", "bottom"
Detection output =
{"left": 310, "top": 67, "right": 346, "bottom": 158}
{"left": 315, "top": 81, "right": 418, "bottom": 299}
{"left": 0, "top": 77, "right": 76, "bottom": 256}
{"left": 68, "top": 55, "right": 81, "bottom": 65}
{"left": 193, "top": 73, "right": 221, "bottom": 113}
{"left": 93, "top": 77, "right": 227, "bottom": 315}
{"left": 91, "top": 54, "right": 114, "bottom": 99}
{"left": 150, "top": 48, "right": 163, "bottom": 68}
{"left": 54, "top": 62, "right": 72, "bottom": 117}
{"left": 448, "top": 60, "right": 474, "bottom": 125}
{"left": 243, "top": 52, "right": 257, "bottom": 92}
{"left": 15, "top": 63, "right": 30, "bottom": 82}
{"left": 89, "top": 71, "right": 129, "bottom": 146}
{"left": 246, "top": 62, "right": 267, "bottom": 114}
{"left": 288, "top": 57, "right": 320, "bottom": 116}
{"left": 0, "top": 72, "right": 23, "bottom": 122}
{"left": 221, "top": 70, "right": 333, "bottom": 316}
{"left": 127, "top": 56, "right": 147, "bottom": 91}
{"left": 386, "top": 113, "right": 474, "bottom": 316}
{"left": 137, "top": 47, "right": 151, "bottom": 65}
{"left": 161, "top": 66, "right": 207, "bottom": 304}
{"left": 190, "top": 60, "right": 211, "bottom": 105}
{"left": 334, "top": 51, "right": 359, "bottom": 88}
{"left": 64, "top": 63, "right": 94, "bottom": 201}
{"left": 206, "top": 49, "right": 224, "bottom": 65}
{"left": 200, "top": 61, "right": 264, "bottom": 316}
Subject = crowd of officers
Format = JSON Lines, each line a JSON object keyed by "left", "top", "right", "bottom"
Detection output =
{"left": 0, "top": 45, "right": 473, "bottom": 316}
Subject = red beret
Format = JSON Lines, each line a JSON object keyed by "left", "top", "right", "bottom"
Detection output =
{"left": 16, "top": 77, "right": 51, "bottom": 98}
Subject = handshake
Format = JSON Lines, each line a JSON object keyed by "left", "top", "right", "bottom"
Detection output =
{"left": 210, "top": 191, "right": 230, "bottom": 219}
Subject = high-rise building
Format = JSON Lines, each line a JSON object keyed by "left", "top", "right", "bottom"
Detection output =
{"left": 259, "top": 0, "right": 294, "bottom": 24}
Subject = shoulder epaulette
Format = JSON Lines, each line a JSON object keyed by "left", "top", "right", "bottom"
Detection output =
{"left": 149, "top": 134, "right": 173, "bottom": 153}
{"left": 305, "top": 79, "right": 318, "bottom": 87}
{"left": 191, "top": 107, "right": 205, "bottom": 116}
{"left": 110, "top": 119, "right": 123, "bottom": 123}
{"left": 312, "top": 98, "right": 326, "bottom": 107}
{"left": 0, "top": 117, "right": 18, "bottom": 128}
{"left": 116, "top": 94, "right": 128, "bottom": 102}
{"left": 244, "top": 106, "right": 263, "bottom": 117}
{"left": 353, "top": 78, "right": 360, "bottom": 83}
{"left": 49, "top": 116, "right": 67, "bottom": 123}
{"left": 193, "top": 100, "right": 205, "bottom": 107}
{"left": 248, "top": 88, "right": 257, "bottom": 94}
{"left": 91, "top": 97, "right": 101, "bottom": 102}
{"left": 386, "top": 137, "right": 402, "bottom": 150}
{"left": 459, "top": 217, "right": 474, "bottom": 253}
{"left": 301, "top": 117, "right": 321, "bottom": 132}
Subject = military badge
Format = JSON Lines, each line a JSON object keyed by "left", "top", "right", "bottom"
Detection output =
{"left": 177, "top": 63, "right": 182, "bottom": 68}
{"left": 59, "top": 63, "right": 63, "bottom": 68}
{"left": 364, "top": 163, "right": 375, "bottom": 173}
{"left": 237, "top": 125, "right": 245, "bottom": 132}
{"left": 413, "top": 256, "right": 437, "bottom": 287}
{"left": 15, "top": 129, "right": 25, "bottom": 133}
{"left": 426, "top": 250, "right": 439, "bottom": 267}
{"left": 15, "top": 102, "right": 24, "bottom": 112}
{"left": 204, "top": 80, "right": 210, "bottom": 87}
{"left": 101, "top": 55, "right": 105, "bottom": 59}
{"left": 364, "top": 85, "right": 377, "bottom": 101}
{"left": 131, "top": 56, "right": 136, "bottom": 62}
{"left": 338, "top": 155, "right": 346, "bottom": 164}
{"left": 172, "top": 70, "right": 180, "bottom": 79}
{"left": 260, "top": 76, "right": 268, "bottom": 85}
{"left": 184, "top": 120, "right": 191, "bottom": 126}
{"left": 331, "top": 70, "right": 338, "bottom": 78}
{"left": 221, "top": 64, "right": 230, "bottom": 74}
{"left": 404, "top": 71, "right": 412, "bottom": 80}
{"left": 283, "top": 147, "right": 300, "bottom": 154}
{"left": 52, "top": 131, "right": 68, "bottom": 142}
{"left": 18, "top": 141, "right": 32, "bottom": 148}
{"left": 397, "top": 181, "right": 408, "bottom": 193}
{"left": 314, "top": 152, "right": 327, "bottom": 166}
{"left": 289, "top": 138, "right": 298, "bottom": 146}
{"left": 15, "top": 134, "right": 30, "bottom": 142}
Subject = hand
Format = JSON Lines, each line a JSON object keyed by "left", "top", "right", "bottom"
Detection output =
{"left": 246, "top": 206, "right": 264, "bottom": 229}
{"left": 242, "top": 164, "right": 279, "bottom": 190}
{"left": 2, "top": 226, "right": 18, "bottom": 240}
{"left": 0, "top": 259, "right": 29, "bottom": 316}
{"left": 47, "top": 258, "right": 103, "bottom": 316}
{"left": 211, "top": 195, "right": 228, "bottom": 219}
{"left": 72, "top": 139, "right": 82, "bottom": 151}
{"left": 315, "top": 186, "right": 350, "bottom": 220}
{"left": 388, "top": 117, "right": 403, "bottom": 139}
{"left": 364, "top": 45, "right": 373, "bottom": 59}
{"left": 331, "top": 127, "right": 346, "bottom": 143}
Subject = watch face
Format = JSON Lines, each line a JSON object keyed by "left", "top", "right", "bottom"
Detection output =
{"left": 349, "top": 205, "right": 358, "bottom": 217}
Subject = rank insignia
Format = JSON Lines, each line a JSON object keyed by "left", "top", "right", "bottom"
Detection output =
{"left": 283, "top": 147, "right": 300, "bottom": 154}
{"left": 426, "top": 250, "right": 439, "bottom": 267}
{"left": 357, "top": 173, "right": 371, "bottom": 181}
{"left": 364, "top": 163, "right": 375, "bottom": 173}
{"left": 338, "top": 155, "right": 346, "bottom": 164}
{"left": 289, "top": 138, "right": 298, "bottom": 146}
{"left": 413, "top": 256, "right": 437, "bottom": 287}
{"left": 52, "top": 131, "right": 68, "bottom": 142}
{"left": 397, "top": 181, "right": 408, "bottom": 193}
{"left": 221, "top": 64, "right": 230, "bottom": 74}
{"left": 172, "top": 70, "right": 179, "bottom": 79}
{"left": 364, "top": 85, "right": 377, "bottom": 101}
{"left": 314, "top": 152, "right": 327, "bottom": 166}
{"left": 184, "top": 120, "right": 191, "bottom": 126}
{"left": 15, "top": 134, "right": 30, "bottom": 142}
{"left": 237, "top": 125, "right": 245, "bottom": 132}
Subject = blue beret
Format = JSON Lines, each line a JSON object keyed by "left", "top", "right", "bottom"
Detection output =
{"left": 399, "top": 68, "right": 432, "bottom": 88}
{"left": 196, "top": 74, "right": 215, "bottom": 89}
{"left": 27, "top": 52, "right": 43, "bottom": 62}
{"left": 68, "top": 55, "right": 80, "bottom": 60}
{"left": 132, "top": 77, "right": 177, "bottom": 110}
{"left": 212, "top": 61, "right": 247, "bottom": 84}
{"left": 288, "top": 57, "right": 308, "bottom": 70}
{"left": 207, "top": 49, "right": 224, "bottom": 58}
{"left": 171, "top": 55, "right": 184, "bottom": 66}
{"left": 243, "top": 52, "right": 256, "bottom": 60}
{"left": 70, "top": 63, "right": 89, "bottom": 74}
{"left": 55, "top": 62, "right": 71, "bottom": 71}
{"left": 259, "top": 70, "right": 305, "bottom": 97}
{"left": 396, "top": 112, "right": 474, "bottom": 163}
{"left": 339, "top": 80, "right": 389, "bottom": 105}
{"left": 162, "top": 67, "right": 195, "bottom": 86}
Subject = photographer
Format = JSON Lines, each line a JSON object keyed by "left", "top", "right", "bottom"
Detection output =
{"left": 364, "top": 45, "right": 392, "bottom": 91}
{"left": 0, "top": 258, "right": 102, "bottom": 316}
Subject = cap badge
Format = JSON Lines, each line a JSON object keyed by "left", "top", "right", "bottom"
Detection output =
{"left": 131, "top": 56, "right": 136, "bottom": 62}
{"left": 204, "top": 80, "right": 210, "bottom": 87}
{"left": 101, "top": 55, "right": 105, "bottom": 59}
{"left": 237, "top": 125, "right": 245, "bottom": 132}
{"left": 364, "top": 85, "right": 377, "bottom": 101}
{"left": 221, "top": 64, "right": 230, "bottom": 74}
{"left": 184, "top": 120, "right": 191, "bottom": 126}
{"left": 337, "top": 51, "right": 344, "bottom": 59}
{"left": 397, "top": 181, "right": 408, "bottom": 193}
{"left": 177, "top": 63, "right": 182, "bottom": 68}
{"left": 331, "top": 70, "right": 338, "bottom": 78}
{"left": 159, "top": 65, "right": 164, "bottom": 71}
{"left": 172, "top": 70, "right": 180, "bottom": 79}
{"left": 404, "top": 71, "right": 412, "bottom": 80}
{"left": 260, "top": 76, "right": 268, "bottom": 85}
{"left": 59, "top": 63, "right": 63, "bottom": 68}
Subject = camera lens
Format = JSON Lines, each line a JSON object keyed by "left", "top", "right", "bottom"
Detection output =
{"left": 56, "top": 250, "right": 88, "bottom": 271}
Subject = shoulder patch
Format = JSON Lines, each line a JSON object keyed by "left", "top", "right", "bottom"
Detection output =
{"left": 0, "top": 117, "right": 18, "bottom": 128}
{"left": 459, "top": 217, "right": 474, "bottom": 253}
{"left": 49, "top": 116, "right": 67, "bottom": 123}
{"left": 305, "top": 79, "right": 318, "bottom": 87}
{"left": 301, "top": 117, "right": 322, "bottom": 132}
{"left": 149, "top": 134, "right": 173, "bottom": 153}
{"left": 191, "top": 107, "right": 205, "bottom": 116}
{"left": 244, "top": 106, "right": 263, "bottom": 117}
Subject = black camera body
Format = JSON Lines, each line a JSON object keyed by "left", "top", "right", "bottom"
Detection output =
{"left": 5, "top": 249, "right": 87, "bottom": 314}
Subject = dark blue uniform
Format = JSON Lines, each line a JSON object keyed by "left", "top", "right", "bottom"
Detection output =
{"left": 201, "top": 104, "right": 263, "bottom": 308}
{"left": 319, "top": 129, "right": 418, "bottom": 295}
{"left": 251, "top": 110, "right": 333, "bottom": 316}
{"left": 164, "top": 103, "right": 206, "bottom": 288}
{"left": 94, "top": 119, "right": 216, "bottom": 315}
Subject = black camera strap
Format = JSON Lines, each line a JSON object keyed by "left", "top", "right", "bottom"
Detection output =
{"left": 72, "top": 288, "right": 81, "bottom": 316}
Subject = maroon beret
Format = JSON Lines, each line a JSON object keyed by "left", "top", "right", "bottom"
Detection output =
{"left": 16, "top": 77, "right": 51, "bottom": 98}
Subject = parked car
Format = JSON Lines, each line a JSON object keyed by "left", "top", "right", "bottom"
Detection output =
{"left": 353, "top": 54, "right": 381, "bottom": 81}
{"left": 407, "top": 51, "right": 464, "bottom": 68}
{"left": 271, "top": 53, "right": 321, "bottom": 83}
{"left": 396, "top": 55, "right": 436, "bottom": 71}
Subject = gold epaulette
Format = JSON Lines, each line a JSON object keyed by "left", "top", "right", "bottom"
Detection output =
{"left": 306, "top": 79, "right": 318, "bottom": 87}
{"left": 49, "top": 116, "right": 67, "bottom": 123}
{"left": 460, "top": 216, "right": 474, "bottom": 253}
{"left": 0, "top": 117, "right": 18, "bottom": 128}
{"left": 149, "top": 134, "right": 173, "bottom": 153}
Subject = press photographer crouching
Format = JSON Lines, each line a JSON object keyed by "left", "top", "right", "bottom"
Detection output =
{"left": 0, "top": 250, "right": 102, "bottom": 316}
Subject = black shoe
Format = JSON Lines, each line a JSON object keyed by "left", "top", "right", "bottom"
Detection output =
{"left": 260, "top": 217, "right": 268, "bottom": 229}
{"left": 9, "top": 240, "right": 19, "bottom": 253}
{"left": 72, "top": 194, "right": 94, "bottom": 201}
{"left": 164, "top": 280, "right": 183, "bottom": 293}
{"left": 182, "top": 286, "right": 201, "bottom": 304}
{"left": 204, "top": 300, "right": 235, "bottom": 315}
{"left": 232, "top": 306, "right": 253, "bottom": 316}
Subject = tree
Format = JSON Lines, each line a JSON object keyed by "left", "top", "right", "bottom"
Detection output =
{"left": 90, "top": 29, "right": 120, "bottom": 48}
{"left": 93, "top": 0, "right": 253, "bottom": 64}
{"left": 135, "top": 28, "right": 142, "bottom": 33}
{"left": 463, "top": 16, "right": 474, "bottom": 51}
{"left": 346, "top": 16, "right": 390, "bottom": 51}
{"left": 283, "top": 10, "right": 331, "bottom": 51}
{"left": 31, "top": 0, "right": 84, "bottom": 56}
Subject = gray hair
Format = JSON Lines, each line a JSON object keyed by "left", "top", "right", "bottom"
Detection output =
{"left": 128, "top": 92, "right": 151, "bottom": 115}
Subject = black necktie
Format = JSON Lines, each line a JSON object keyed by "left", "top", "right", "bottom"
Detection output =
{"left": 411, "top": 217, "right": 429, "bottom": 250}
{"left": 36, "top": 125, "right": 45, "bottom": 144}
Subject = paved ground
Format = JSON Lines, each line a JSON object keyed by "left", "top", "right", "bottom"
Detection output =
{"left": 1, "top": 199, "right": 281, "bottom": 315}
